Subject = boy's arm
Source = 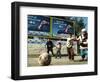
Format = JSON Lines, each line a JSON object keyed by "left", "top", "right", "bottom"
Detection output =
{"left": 83, "top": 40, "right": 88, "bottom": 44}
{"left": 74, "top": 36, "right": 80, "bottom": 41}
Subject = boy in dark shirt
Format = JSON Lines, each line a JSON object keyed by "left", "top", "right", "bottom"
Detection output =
{"left": 46, "top": 38, "right": 54, "bottom": 56}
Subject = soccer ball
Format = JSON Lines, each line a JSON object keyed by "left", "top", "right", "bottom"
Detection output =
{"left": 38, "top": 52, "right": 51, "bottom": 66}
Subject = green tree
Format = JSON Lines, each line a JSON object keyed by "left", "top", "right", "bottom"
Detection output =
{"left": 73, "top": 17, "right": 86, "bottom": 36}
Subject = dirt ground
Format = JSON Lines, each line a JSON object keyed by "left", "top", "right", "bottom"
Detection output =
{"left": 28, "top": 56, "right": 87, "bottom": 67}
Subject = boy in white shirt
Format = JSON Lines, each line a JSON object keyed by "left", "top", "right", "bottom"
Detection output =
{"left": 77, "top": 29, "right": 88, "bottom": 61}
{"left": 66, "top": 34, "right": 74, "bottom": 60}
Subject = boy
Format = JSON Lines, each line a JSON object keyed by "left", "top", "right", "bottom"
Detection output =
{"left": 46, "top": 38, "right": 54, "bottom": 56}
{"left": 77, "top": 29, "right": 88, "bottom": 61}
{"left": 66, "top": 34, "right": 74, "bottom": 60}
{"left": 55, "top": 42, "right": 62, "bottom": 58}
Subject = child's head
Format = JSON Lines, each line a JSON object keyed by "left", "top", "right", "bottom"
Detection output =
{"left": 58, "top": 42, "right": 61, "bottom": 45}
{"left": 48, "top": 38, "right": 50, "bottom": 41}
{"left": 69, "top": 34, "right": 72, "bottom": 38}
{"left": 81, "top": 28, "right": 87, "bottom": 35}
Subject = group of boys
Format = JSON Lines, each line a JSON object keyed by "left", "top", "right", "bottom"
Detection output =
{"left": 45, "top": 28, "right": 88, "bottom": 61}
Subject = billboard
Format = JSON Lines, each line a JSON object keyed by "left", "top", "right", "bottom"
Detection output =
{"left": 28, "top": 15, "right": 50, "bottom": 32}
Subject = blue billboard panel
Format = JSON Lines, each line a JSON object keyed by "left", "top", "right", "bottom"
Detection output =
{"left": 52, "top": 18, "right": 74, "bottom": 36}
{"left": 28, "top": 15, "right": 50, "bottom": 32}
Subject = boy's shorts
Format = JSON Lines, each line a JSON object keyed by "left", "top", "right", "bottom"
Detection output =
{"left": 80, "top": 49, "right": 88, "bottom": 56}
